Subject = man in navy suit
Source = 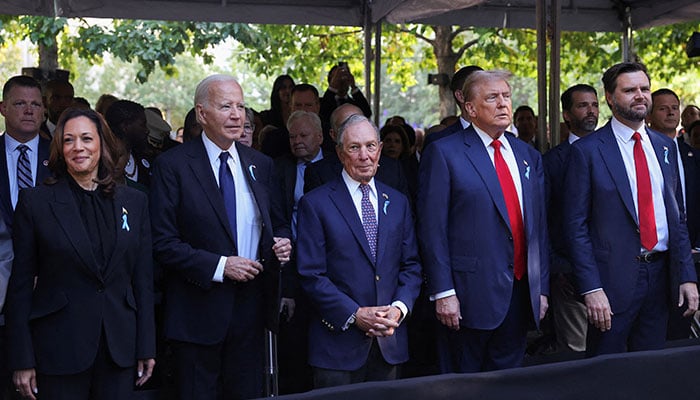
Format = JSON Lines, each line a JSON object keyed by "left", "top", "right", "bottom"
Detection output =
{"left": 646, "top": 88, "right": 700, "bottom": 340}
{"left": 544, "top": 84, "right": 599, "bottom": 353}
{"left": 418, "top": 70, "right": 549, "bottom": 373}
{"left": 150, "top": 74, "right": 292, "bottom": 400}
{"left": 296, "top": 114, "right": 421, "bottom": 388}
{"left": 0, "top": 76, "right": 52, "bottom": 230}
{"left": 564, "top": 62, "right": 698, "bottom": 357}
{"left": 422, "top": 65, "right": 482, "bottom": 150}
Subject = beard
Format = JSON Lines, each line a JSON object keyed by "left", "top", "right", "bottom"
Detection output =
{"left": 612, "top": 98, "right": 648, "bottom": 122}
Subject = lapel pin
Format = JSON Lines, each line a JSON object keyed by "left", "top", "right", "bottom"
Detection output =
{"left": 42, "top": 160, "right": 48, "bottom": 166}
{"left": 382, "top": 193, "right": 390, "bottom": 215}
{"left": 248, "top": 164, "right": 257, "bottom": 181}
{"left": 689, "top": 151, "right": 694, "bottom": 158}
{"left": 525, "top": 165, "right": 531, "bottom": 180}
{"left": 121, "top": 207, "right": 130, "bottom": 232}
{"left": 663, "top": 146, "right": 669, "bottom": 164}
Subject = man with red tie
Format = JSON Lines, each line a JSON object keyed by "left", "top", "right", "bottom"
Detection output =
{"left": 564, "top": 62, "right": 698, "bottom": 356}
{"left": 418, "top": 70, "right": 549, "bottom": 372}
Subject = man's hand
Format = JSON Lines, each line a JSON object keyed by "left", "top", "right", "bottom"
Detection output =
{"left": 435, "top": 295, "right": 461, "bottom": 330}
{"left": 223, "top": 256, "right": 263, "bottom": 282}
{"left": 272, "top": 237, "right": 292, "bottom": 263}
{"left": 136, "top": 359, "right": 155, "bottom": 386}
{"left": 679, "top": 282, "right": 699, "bottom": 317}
{"left": 539, "top": 295, "right": 549, "bottom": 321}
{"left": 13, "top": 369, "right": 37, "bottom": 400}
{"left": 354, "top": 306, "right": 400, "bottom": 337}
{"left": 584, "top": 290, "right": 613, "bottom": 331}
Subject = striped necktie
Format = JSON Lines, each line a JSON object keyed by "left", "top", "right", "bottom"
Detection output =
{"left": 16, "top": 144, "right": 33, "bottom": 190}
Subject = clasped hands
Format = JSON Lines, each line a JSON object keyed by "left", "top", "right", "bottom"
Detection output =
{"left": 223, "top": 237, "right": 291, "bottom": 282}
{"left": 354, "top": 305, "right": 402, "bottom": 337}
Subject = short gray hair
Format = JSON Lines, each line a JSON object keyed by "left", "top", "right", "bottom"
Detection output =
{"left": 286, "top": 110, "right": 322, "bottom": 134}
{"left": 336, "top": 114, "right": 380, "bottom": 148}
{"left": 194, "top": 74, "right": 239, "bottom": 108}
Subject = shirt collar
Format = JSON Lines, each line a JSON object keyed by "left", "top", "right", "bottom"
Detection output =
{"left": 5, "top": 133, "right": 40, "bottom": 155}
{"left": 201, "top": 131, "right": 239, "bottom": 165}
{"left": 611, "top": 116, "right": 648, "bottom": 144}
{"left": 297, "top": 149, "right": 324, "bottom": 165}
{"left": 568, "top": 133, "right": 581, "bottom": 144}
{"left": 341, "top": 168, "right": 376, "bottom": 197}
{"left": 459, "top": 117, "right": 471, "bottom": 129}
{"left": 473, "top": 124, "right": 511, "bottom": 152}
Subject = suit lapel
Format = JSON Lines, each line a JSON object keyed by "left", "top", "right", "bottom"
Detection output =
{"left": 187, "top": 137, "right": 236, "bottom": 246}
{"left": 36, "top": 137, "right": 51, "bottom": 183}
{"left": 103, "top": 188, "right": 129, "bottom": 280}
{"left": 376, "top": 183, "right": 391, "bottom": 266}
{"left": 329, "top": 178, "right": 375, "bottom": 264}
{"left": 597, "top": 125, "right": 638, "bottom": 224}
{"left": 49, "top": 179, "right": 101, "bottom": 279}
{"left": 237, "top": 144, "right": 269, "bottom": 230}
{"left": 648, "top": 131, "right": 679, "bottom": 215}
{"left": 462, "top": 128, "right": 512, "bottom": 232}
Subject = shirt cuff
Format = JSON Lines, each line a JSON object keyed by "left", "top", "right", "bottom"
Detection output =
{"left": 581, "top": 287, "right": 602, "bottom": 296}
{"left": 212, "top": 256, "right": 227, "bottom": 282}
{"left": 391, "top": 301, "right": 408, "bottom": 324}
{"left": 429, "top": 289, "right": 456, "bottom": 301}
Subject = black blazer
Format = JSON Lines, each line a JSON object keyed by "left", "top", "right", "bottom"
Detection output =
{"left": 0, "top": 135, "right": 52, "bottom": 230}
{"left": 5, "top": 179, "right": 155, "bottom": 374}
{"left": 679, "top": 140, "right": 700, "bottom": 247}
{"left": 150, "top": 136, "right": 290, "bottom": 343}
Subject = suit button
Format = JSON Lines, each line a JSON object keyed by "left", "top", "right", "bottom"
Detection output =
{"left": 375, "top": 275, "right": 380, "bottom": 281}
{"left": 508, "top": 236, "right": 513, "bottom": 241}
{"left": 508, "top": 264, "right": 513, "bottom": 270}
{"left": 636, "top": 229, "right": 640, "bottom": 234}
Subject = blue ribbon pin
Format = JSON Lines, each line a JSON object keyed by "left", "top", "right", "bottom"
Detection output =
{"left": 121, "top": 207, "right": 130, "bottom": 232}
{"left": 663, "top": 147, "right": 669, "bottom": 164}
{"left": 249, "top": 165, "right": 257, "bottom": 181}
{"left": 382, "top": 193, "right": 390, "bottom": 215}
{"left": 525, "top": 166, "right": 530, "bottom": 180}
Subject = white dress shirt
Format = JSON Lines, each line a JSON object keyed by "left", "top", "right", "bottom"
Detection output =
{"left": 611, "top": 117, "right": 668, "bottom": 252}
{"left": 200, "top": 132, "right": 262, "bottom": 282}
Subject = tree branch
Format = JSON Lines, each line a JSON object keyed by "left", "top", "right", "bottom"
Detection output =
{"left": 455, "top": 38, "right": 480, "bottom": 60}
{"left": 397, "top": 25, "right": 434, "bottom": 46}
{"left": 449, "top": 26, "right": 472, "bottom": 41}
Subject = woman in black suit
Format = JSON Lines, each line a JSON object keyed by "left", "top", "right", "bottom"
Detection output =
{"left": 6, "top": 108, "right": 156, "bottom": 399}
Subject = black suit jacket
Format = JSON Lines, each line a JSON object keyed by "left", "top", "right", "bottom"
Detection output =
{"left": 303, "top": 151, "right": 409, "bottom": 197}
{"left": 0, "top": 135, "right": 52, "bottom": 230}
{"left": 679, "top": 140, "right": 700, "bottom": 247}
{"left": 5, "top": 180, "right": 155, "bottom": 374}
{"left": 543, "top": 139, "right": 573, "bottom": 274}
{"left": 150, "top": 136, "right": 289, "bottom": 343}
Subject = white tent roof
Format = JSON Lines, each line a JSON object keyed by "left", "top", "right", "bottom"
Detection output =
{"left": 4, "top": 0, "right": 699, "bottom": 32}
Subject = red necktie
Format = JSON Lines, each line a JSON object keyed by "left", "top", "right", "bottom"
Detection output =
{"left": 491, "top": 140, "right": 526, "bottom": 280}
{"left": 631, "top": 132, "right": 658, "bottom": 251}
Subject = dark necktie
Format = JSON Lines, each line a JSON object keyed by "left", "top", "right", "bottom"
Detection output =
{"left": 632, "top": 132, "right": 658, "bottom": 251}
{"left": 360, "top": 184, "right": 377, "bottom": 261}
{"left": 219, "top": 152, "right": 237, "bottom": 245}
{"left": 16, "top": 144, "right": 33, "bottom": 190}
{"left": 491, "top": 139, "right": 526, "bottom": 280}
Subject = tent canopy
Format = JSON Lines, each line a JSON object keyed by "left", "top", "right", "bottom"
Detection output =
{"left": 4, "top": 0, "right": 699, "bottom": 32}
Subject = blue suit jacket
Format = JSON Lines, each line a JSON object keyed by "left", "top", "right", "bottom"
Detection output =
{"left": 0, "top": 134, "right": 51, "bottom": 230}
{"left": 418, "top": 126, "right": 549, "bottom": 330}
{"left": 544, "top": 139, "right": 574, "bottom": 274}
{"left": 150, "top": 136, "right": 290, "bottom": 343}
{"left": 564, "top": 122, "right": 696, "bottom": 314}
{"left": 422, "top": 121, "right": 463, "bottom": 150}
{"left": 296, "top": 177, "right": 422, "bottom": 370}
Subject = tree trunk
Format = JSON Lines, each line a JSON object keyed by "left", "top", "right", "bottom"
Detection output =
{"left": 38, "top": 40, "right": 58, "bottom": 79}
{"left": 431, "top": 25, "right": 459, "bottom": 121}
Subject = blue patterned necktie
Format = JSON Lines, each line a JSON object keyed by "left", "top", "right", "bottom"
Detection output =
{"left": 360, "top": 183, "right": 377, "bottom": 260}
{"left": 16, "top": 144, "right": 33, "bottom": 190}
{"left": 219, "top": 152, "right": 237, "bottom": 245}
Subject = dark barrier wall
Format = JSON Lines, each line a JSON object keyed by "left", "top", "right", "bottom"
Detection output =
{"left": 275, "top": 344, "right": 700, "bottom": 400}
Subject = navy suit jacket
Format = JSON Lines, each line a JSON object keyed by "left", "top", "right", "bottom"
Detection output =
{"left": 564, "top": 123, "right": 696, "bottom": 314}
{"left": 678, "top": 140, "right": 700, "bottom": 247}
{"left": 543, "top": 139, "right": 574, "bottom": 275}
{"left": 296, "top": 177, "right": 422, "bottom": 370}
{"left": 418, "top": 126, "right": 549, "bottom": 330}
{"left": 5, "top": 180, "right": 155, "bottom": 374}
{"left": 0, "top": 134, "right": 51, "bottom": 230}
{"left": 150, "top": 136, "right": 289, "bottom": 343}
{"left": 422, "top": 121, "right": 463, "bottom": 150}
